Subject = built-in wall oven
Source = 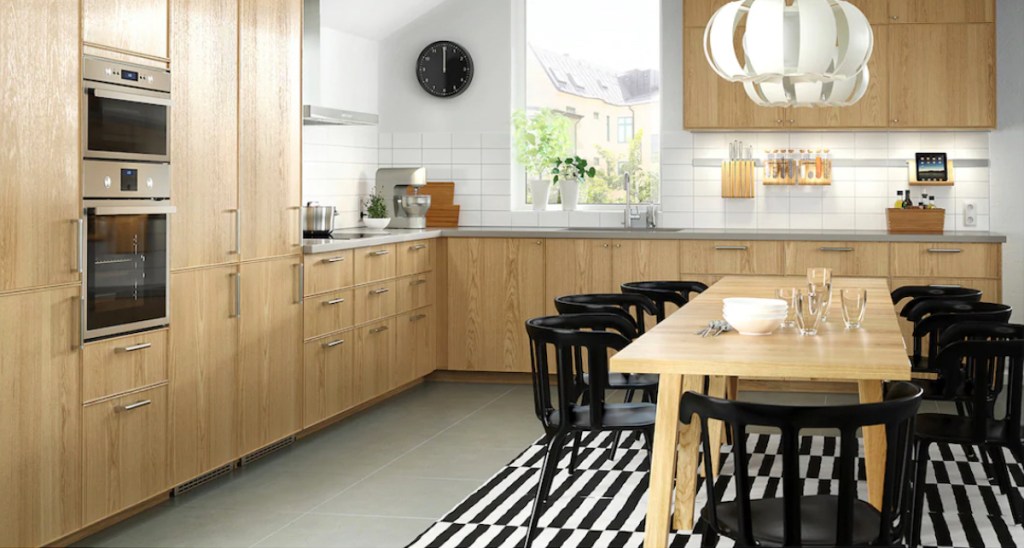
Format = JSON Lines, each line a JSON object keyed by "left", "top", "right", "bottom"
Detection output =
{"left": 82, "top": 57, "right": 173, "bottom": 342}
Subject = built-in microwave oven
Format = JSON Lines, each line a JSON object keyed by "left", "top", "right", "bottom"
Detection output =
{"left": 82, "top": 56, "right": 171, "bottom": 163}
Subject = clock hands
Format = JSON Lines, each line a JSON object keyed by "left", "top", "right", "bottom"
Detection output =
{"left": 442, "top": 45, "right": 447, "bottom": 73}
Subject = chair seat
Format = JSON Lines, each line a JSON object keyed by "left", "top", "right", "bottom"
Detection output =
{"left": 547, "top": 402, "right": 656, "bottom": 429}
{"left": 707, "top": 494, "right": 882, "bottom": 547}
{"left": 915, "top": 412, "right": 1018, "bottom": 444}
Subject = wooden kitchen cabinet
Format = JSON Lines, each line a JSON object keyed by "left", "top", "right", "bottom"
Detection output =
{"left": 890, "top": 242, "right": 1000, "bottom": 279}
{"left": 611, "top": 240, "right": 683, "bottom": 289}
{"left": 447, "top": 238, "right": 545, "bottom": 372}
{"left": 680, "top": 240, "right": 783, "bottom": 276}
{"left": 355, "top": 319, "right": 396, "bottom": 403}
{"left": 239, "top": 256, "right": 303, "bottom": 454}
{"left": 0, "top": 286, "right": 82, "bottom": 547}
{"left": 84, "top": 329, "right": 169, "bottom": 403}
{"left": 783, "top": 241, "right": 890, "bottom": 278}
{"left": 396, "top": 308, "right": 437, "bottom": 387}
{"left": 304, "top": 288, "right": 355, "bottom": 340}
{"left": 303, "top": 331, "right": 354, "bottom": 428}
{"left": 304, "top": 249, "right": 355, "bottom": 296}
{"left": 168, "top": 265, "right": 240, "bottom": 486}
{"left": 889, "top": 23, "right": 996, "bottom": 128}
{"left": 0, "top": 0, "right": 80, "bottom": 292}
{"left": 355, "top": 244, "right": 398, "bottom": 284}
{"left": 354, "top": 280, "right": 398, "bottom": 324}
{"left": 397, "top": 240, "right": 435, "bottom": 276}
{"left": 239, "top": 0, "right": 302, "bottom": 260}
{"left": 544, "top": 239, "right": 614, "bottom": 314}
{"left": 397, "top": 272, "right": 435, "bottom": 312}
{"left": 170, "top": 0, "right": 239, "bottom": 270}
{"left": 83, "top": 0, "right": 169, "bottom": 59}
{"left": 889, "top": 0, "right": 994, "bottom": 24}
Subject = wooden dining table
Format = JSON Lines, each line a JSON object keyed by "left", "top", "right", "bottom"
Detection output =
{"left": 609, "top": 276, "right": 912, "bottom": 548}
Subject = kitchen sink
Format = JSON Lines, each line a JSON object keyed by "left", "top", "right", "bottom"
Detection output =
{"left": 559, "top": 227, "right": 685, "bottom": 233}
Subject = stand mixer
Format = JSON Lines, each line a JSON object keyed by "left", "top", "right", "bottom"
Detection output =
{"left": 374, "top": 167, "right": 431, "bottom": 229}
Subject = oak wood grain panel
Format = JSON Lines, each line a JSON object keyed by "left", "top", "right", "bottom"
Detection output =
{"left": 353, "top": 280, "right": 397, "bottom": 325}
{"left": 446, "top": 238, "right": 482, "bottom": 371}
{"left": 0, "top": 0, "right": 80, "bottom": 291}
{"left": 395, "top": 308, "right": 435, "bottom": 388}
{"left": 238, "top": 0, "right": 302, "bottom": 259}
{"left": 354, "top": 319, "right": 395, "bottom": 404}
{"left": 683, "top": 0, "right": 728, "bottom": 27}
{"left": 304, "top": 250, "right": 355, "bottom": 296}
{"left": 397, "top": 240, "right": 435, "bottom": 277}
{"left": 678, "top": 240, "right": 783, "bottom": 276}
{"left": 303, "top": 288, "right": 354, "bottom": 340}
{"left": 889, "top": 0, "right": 994, "bottom": 23}
{"left": 84, "top": 329, "right": 169, "bottom": 402}
{"left": 0, "top": 286, "right": 82, "bottom": 546}
{"left": 434, "top": 238, "right": 449, "bottom": 371}
{"left": 396, "top": 272, "right": 435, "bottom": 313}
{"left": 239, "top": 257, "right": 302, "bottom": 454}
{"left": 83, "top": 385, "right": 168, "bottom": 526}
{"left": 889, "top": 23, "right": 996, "bottom": 128}
{"left": 544, "top": 239, "right": 613, "bottom": 315}
{"left": 168, "top": 265, "right": 239, "bottom": 487}
{"left": 890, "top": 242, "right": 1000, "bottom": 278}
{"left": 848, "top": 0, "right": 890, "bottom": 25}
{"left": 302, "top": 331, "right": 354, "bottom": 428}
{"left": 169, "top": 0, "right": 239, "bottom": 270}
{"left": 783, "top": 241, "right": 890, "bottom": 278}
{"left": 354, "top": 244, "right": 398, "bottom": 285}
{"left": 84, "top": 0, "right": 169, "bottom": 58}
{"left": 611, "top": 240, "right": 682, "bottom": 288}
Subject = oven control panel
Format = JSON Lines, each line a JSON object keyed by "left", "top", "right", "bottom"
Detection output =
{"left": 83, "top": 160, "right": 171, "bottom": 199}
{"left": 82, "top": 55, "right": 170, "bottom": 93}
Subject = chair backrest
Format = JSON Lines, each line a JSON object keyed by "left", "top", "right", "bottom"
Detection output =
{"left": 935, "top": 322, "right": 1024, "bottom": 402}
{"left": 933, "top": 338, "right": 1024, "bottom": 442}
{"left": 680, "top": 383, "right": 923, "bottom": 547}
{"left": 891, "top": 285, "right": 982, "bottom": 311}
{"left": 913, "top": 305, "right": 1013, "bottom": 361}
{"left": 620, "top": 281, "right": 708, "bottom": 322}
{"left": 553, "top": 293, "right": 658, "bottom": 334}
{"left": 901, "top": 292, "right": 984, "bottom": 320}
{"left": 525, "top": 314, "right": 634, "bottom": 434}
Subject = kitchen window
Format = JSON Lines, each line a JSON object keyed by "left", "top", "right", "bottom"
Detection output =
{"left": 516, "top": 0, "right": 661, "bottom": 207}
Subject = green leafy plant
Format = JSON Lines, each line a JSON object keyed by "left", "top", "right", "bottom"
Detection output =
{"left": 512, "top": 108, "right": 573, "bottom": 181}
{"left": 363, "top": 190, "right": 389, "bottom": 219}
{"left": 551, "top": 156, "right": 597, "bottom": 184}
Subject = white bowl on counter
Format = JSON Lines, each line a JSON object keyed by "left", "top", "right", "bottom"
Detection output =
{"left": 723, "top": 313, "right": 786, "bottom": 336}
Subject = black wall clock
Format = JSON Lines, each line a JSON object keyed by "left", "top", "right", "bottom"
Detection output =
{"left": 416, "top": 41, "right": 473, "bottom": 98}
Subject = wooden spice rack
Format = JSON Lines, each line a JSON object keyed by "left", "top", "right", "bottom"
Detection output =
{"left": 908, "top": 160, "right": 955, "bottom": 186}
{"left": 721, "top": 160, "right": 755, "bottom": 198}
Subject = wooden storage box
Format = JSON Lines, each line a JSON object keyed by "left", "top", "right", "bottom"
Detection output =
{"left": 886, "top": 208, "right": 945, "bottom": 235}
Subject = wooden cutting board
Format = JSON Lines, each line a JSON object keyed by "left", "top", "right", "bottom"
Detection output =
{"left": 426, "top": 204, "right": 460, "bottom": 227}
{"left": 407, "top": 182, "right": 455, "bottom": 206}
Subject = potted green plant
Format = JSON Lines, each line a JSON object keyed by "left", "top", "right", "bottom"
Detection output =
{"left": 512, "top": 108, "right": 572, "bottom": 211}
{"left": 551, "top": 156, "right": 596, "bottom": 211}
{"left": 363, "top": 189, "right": 390, "bottom": 231}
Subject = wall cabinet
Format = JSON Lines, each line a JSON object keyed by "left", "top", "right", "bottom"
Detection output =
{"left": 83, "top": 0, "right": 168, "bottom": 59}
{"left": 0, "top": 0, "right": 80, "bottom": 292}
{"left": 888, "top": 0, "right": 994, "bottom": 24}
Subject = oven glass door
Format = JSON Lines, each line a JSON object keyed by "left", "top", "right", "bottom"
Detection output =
{"left": 84, "top": 84, "right": 170, "bottom": 162}
{"left": 85, "top": 208, "right": 169, "bottom": 338}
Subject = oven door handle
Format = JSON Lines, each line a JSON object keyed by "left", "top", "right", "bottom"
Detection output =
{"left": 92, "top": 88, "right": 172, "bottom": 107}
{"left": 89, "top": 205, "right": 177, "bottom": 215}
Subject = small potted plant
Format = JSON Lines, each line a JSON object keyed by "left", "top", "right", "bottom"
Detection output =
{"left": 363, "top": 189, "right": 390, "bottom": 231}
{"left": 513, "top": 108, "right": 572, "bottom": 211}
{"left": 551, "top": 156, "right": 596, "bottom": 211}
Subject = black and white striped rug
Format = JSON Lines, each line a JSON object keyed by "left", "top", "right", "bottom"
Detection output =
{"left": 408, "top": 432, "right": 1024, "bottom": 548}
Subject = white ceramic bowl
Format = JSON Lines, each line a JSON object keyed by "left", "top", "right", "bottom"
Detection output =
{"left": 723, "top": 298, "right": 788, "bottom": 312}
{"left": 724, "top": 304, "right": 787, "bottom": 315}
{"left": 363, "top": 217, "right": 391, "bottom": 231}
{"left": 723, "top": 314, "right": 785, "bottom": 336}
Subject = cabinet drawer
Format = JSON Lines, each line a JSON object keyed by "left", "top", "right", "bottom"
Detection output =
{"left": 303, "top": 288, "right": 355, "bottom": 340}
{"left": 303, "top": 331, "right": 355, "bottom": 428}
{"left": 354, "top": 319, "right": 395, "bottom": 404}
{"left": 355, "top": 244, "right": 397, "bottom": 285}
{"left": 397, "top": 240, "right": 434, "bottom": 276}
{"left": 83, "top": 385, "right": 168, "bottom": 526}
{"left": 354, "top": 280, "right": 397, "bottom": 324}
{"left": 783, "top": 242, "right": 889, "bottom": 278}
{"left": 397, "top": 307, "right": 437, "bottom": 382}
{"left": 679, "top": 240, "right": 784, "bottom": 275}
{"left": 83, "top": 330, "right": 168, "bottom": 402}
{"left": 304, "top": 250, "right": 354, "bottom": 296}
{"left": 890, "top": 243, "right": 999, "bottom": 279}
{"left": 396, "top": 272, "right": 434, "bottom": 312}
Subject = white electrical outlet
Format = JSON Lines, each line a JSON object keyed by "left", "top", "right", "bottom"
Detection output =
{"left": 963, "top": 201, "right": 977, "bottom": 227}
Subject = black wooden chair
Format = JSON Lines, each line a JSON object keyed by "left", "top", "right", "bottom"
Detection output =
{"left": 904, "top": 300, "right": 1010, "bottom": 367}
{"left": 620, "top": 280, "right": 708, "bottom": 322}
{"left": 891, "top": 285, "right": 983, "bottom": 316}
{"left": 680, "top": 382, "right": 923, "bottom": 547}
{"left": 524, "top": 314, "right": 656, "bottom": 547}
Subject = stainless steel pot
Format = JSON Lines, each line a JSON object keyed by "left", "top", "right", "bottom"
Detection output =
{"left": 302, "top": 202, "right": 338, "bottom": 235}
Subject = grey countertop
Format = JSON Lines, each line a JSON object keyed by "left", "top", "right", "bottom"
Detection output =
{"left": 302, "top": 226, "right": 1007, "bottom": 254}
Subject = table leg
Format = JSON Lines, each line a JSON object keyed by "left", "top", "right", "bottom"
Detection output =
{"left": 703, "top": 375, "right": 728, "bottom": 478}
{"left": 643, "top": 373, "right": 682, "bottom": 548}
{"left": 672, "top": 375, "right": 708, "bottom": 531}
{"left": 726, "top": 376, "right": 739, "bottom": 401}
{"left": 859, "top": 380, "right": 886, "bottom": 510}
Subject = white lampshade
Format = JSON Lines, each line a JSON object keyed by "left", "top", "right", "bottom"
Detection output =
{"left": 705, "top": 0, "right": 873, "bottom": 107}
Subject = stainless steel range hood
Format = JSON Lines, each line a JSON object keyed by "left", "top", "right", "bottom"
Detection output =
{"left": 302, "top": 0, "right": 379, "bottom": 126}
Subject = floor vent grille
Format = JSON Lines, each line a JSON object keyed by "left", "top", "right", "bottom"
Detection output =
{"left": 172, "top": 463, "right": 235, "bottom": 497}
{"left": 240, "top": 436, "right": 295, "bottom": 467}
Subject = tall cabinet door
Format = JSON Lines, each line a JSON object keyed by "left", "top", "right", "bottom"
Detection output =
{"left": 169, "top": 265, "right": 240, "bottom": 485}
{"left": 544, "top": 239, "right": 613, "bottom": 315}
{"left": 83, "top": 0, "right": 169, "bottom": 58}
{"left": 238, "top": 0, "right": 302, "bottom": 260}
{"left": 0, "top": 0, "right": 80, "bottom": 291}
{"left": 170, "top": 0, "right": 239, "bottom": 270}
{"left": 239, "top": 256, "right": 303, "bottom": 453}
{"left": 446, "top": 238, "right": 485, "bottom": 371}
{"left": 0, "top": 286, "right": 82, "bottom": 546}
{"left": 484, "top": 239, "right": 546, "bottom": 373}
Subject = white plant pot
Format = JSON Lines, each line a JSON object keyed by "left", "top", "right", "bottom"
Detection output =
{"left": 363, "top": 217, "right": 390, "bottom": 231}
{"left": 529, "top": 179, "right": 550, "bottom": 211}
{"left": 560, "top": 178, "right": 580, "bottom": 211}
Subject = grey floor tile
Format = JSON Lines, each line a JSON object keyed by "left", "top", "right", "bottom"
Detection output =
{"left": 312, "top": 474, "right": 482, "bottom": 519}
{"left": 253, "top": 514, "right": 434, "bottom": 548}
{"left": 379, "top": 438, "right": 526, "bottom": 481}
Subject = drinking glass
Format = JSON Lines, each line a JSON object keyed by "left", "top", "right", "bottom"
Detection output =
{"left": 841, "top": 288, "right": 868, "bottom": 329}
{"left": 807, "top": 268, "right": 833, "bottom": 320}
{"left": 795, "top": 290, "right": 825, "bottom": 336}
{"left": 775, "top": 287, "right": 799, "bottom": 328}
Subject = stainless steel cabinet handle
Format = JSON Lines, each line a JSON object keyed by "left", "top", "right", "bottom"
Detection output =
{"left": 75, "top": 218, "right": 84, "bottom": 273}
{"left": 819, "top": 246, "right": 854, "bottom": 252}
{"left": 369, "top": 325, "right": 389, "bottom": 334}
{"left": 297, "top": 264, "right": 305, "bottom": 303}
{"left": 370, "top": 287, "right": 390, "bottom": 295}
{"left": 116, "top": 400, "right": 152, "bottom": 413}
{"left": 410, "top": 314, "right": 427, "bottom": 322}
{"left": 409, "top": 244, "right": 427, "bottom": 251}
{"left": 322, "top": 339, "right": 345, "bottom": 348}
{"left": 370, "top": 249, "right": 390, "bottom": 256}
{"left": 322, "top": 256, "right": 345, "bottom": 263}
{"left": 410, "top": 278, "right": 428, "bottom": 286}
{"left": 232, "top": 209, "right": 241, "bottom": 255}
{"left": 927, "top": 248, "right": 962, "bottom": 254}
{"left": 233, "top": 272, "right": 242, "bottom": 318}
{"left": 715, "top": 245, "right": 748, "bottom": 251}
{"left": 79, "top": 296, "right": 86, "bottom": 349}
{"left": 324, "top": 297, "right": 346, "bottom": 305}
{"left": 116, "top": 343, "right": 152, "bottom": 353}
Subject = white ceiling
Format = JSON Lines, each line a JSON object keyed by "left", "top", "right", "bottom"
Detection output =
{"left": 320, "top": 0, "right": 450, "bottom": 40}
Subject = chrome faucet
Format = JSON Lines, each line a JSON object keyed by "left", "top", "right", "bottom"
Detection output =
{"left": 622, "top": 172, "right": 658, "bottom": 229}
